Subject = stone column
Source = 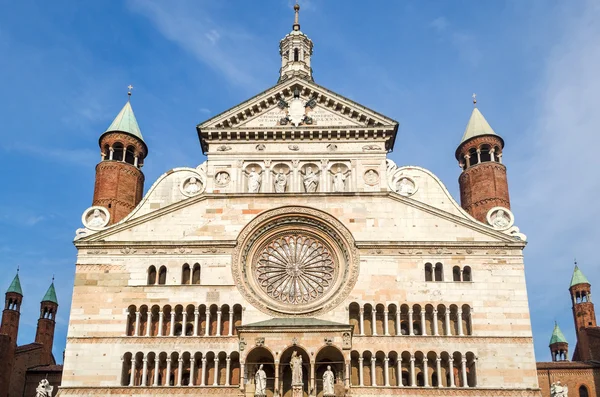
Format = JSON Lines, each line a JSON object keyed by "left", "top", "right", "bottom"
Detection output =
{"left": 408, "top": 310, "right": 414, "bottom": 336}
{"left": 396, "top": 310, "right": 401, "bottom": 336}
{"left": 134, "top": 155, "right": 139, "bottom": 167}
{"left": 216, "top": 310, "right": 222, "bottom": 336}
{"left": 146, "top": 313, "right": 152, "bottom": 337}
{"left": 153, "top": 358, "right": 160, "bottom": 386}
{"left": 130, "top": 358, "right": 137, "bottom": 386}
{"left": 194, "top": 310, "right": 199, "bottom": 336}
{"left": 358, "top": 357, "right": 364, "bottom": 386}
{"left": 158, "top": 311, "right": 164, "bottom": 336}
{"left": 384, "top": 357, "right": 390, "bottom": 386}
{"left": 226, "top": 356, "right": 231, "bottom": 386}
{"left": 169, "top": 312, "right": 175, "bottom": 337}
{"left": 468, "top": 310, "right": 473, "bottom": 335}
{"left": 471, "top": 358, "right": 477, "bottom": 387}
{"left": 396, "top": 359, "right": 402, "bottom": 387}
{"left": 182, "top": 312, "right": 188, "bottom": 336}
{"left": 370, "top": 357, "right": 376, "bottom": 386}
{"left": 109, "top": 147, "right": 114, "bottom": 160}
{"left": 190, "top": 358, "right": 196, "bottom": 386}
{"left": 142, "top": 357, "right": 148, "bottom": 386}
{"left": 124, "top": 312, "right": 130, "bottom": 336}
{"left": 345, "top": 362, "right": 351, "bottom": 388}
{"left": 166, "top": 358, "right": 172, "bottom": 386}
{"left": 228, "top": 311, "right": 234, "bottom": 336}
{"left": 464, "top": 154, "right": 470, "bottom": 167}
{"left": 200, "top": 358, "right": 207, "bottom": 386}
{"left": 213, "top": 357, "right": 219, "bottom": 386}
{"left": 134, "top": 311, "right": 141, "bottom": 336}
{"left": 275, "top": 360, "right": 280, "bottom": 397}
{"left": 384, "top": 311, "right": 389, "bottom": 336}
{"left": 177, "top": 358, "right": 184, "bottom": 386}
{"left": 433, "top": 310, "right": 439, "bottom": 336}
{"left": 444, "top": 310, "right": 451, "bottom": 336}
{"left": 448, "top": 359, "right": 455, "bottom": 387}
{"left": 436, "top": 358, "right": 442, "bottom": 387}
{"left": 371, "top": 308, "right": 377, "bottom": 336}
{"left": 457, "top": 310, "right": 464, "bottom": 336}
{"left": 476, "top": 149, "right": 481, "bottom": 163}
{"left": 423, "top": 358, "right": 429, "bottom": 387}
{"left": 205, "top": 308, "right": 210, "bottom": 337}
{"left": 461, "top": 358, "right": 468, "bottom": 387}
{"left": 420, "top": 310, "right": 427, "bottom": 336}
{"left": 359, "top": 308, "right": 365, "bottom": 336}
{"left": 409, "top": 356, "right": 416, "bottom": 387}
{"left": 122, "top": 146, "right": 127, "bottom": 161}
{"left": 310, "top": 360, "right": 316, "bottom": 395}
{"left": 240, "top": 363, "right": 246, "bottom": 391}
{"left": 490, "top": 148, "right": 495, "bottom": 162}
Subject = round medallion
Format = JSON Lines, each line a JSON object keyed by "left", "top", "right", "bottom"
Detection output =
{"left": 486, "top": 207, "right": 514, "bottom": 230}
{"left": 215, "top": 171, "right": 231, "bottom": 187}
{"left": 232, "top": 206, "right": 359, "bottom": 317}
{"left": 255, "top": 233, "right": 335, "bottom": 304}
{"left": 81, "top": 206, "right": 110, "bottom": 230}
{"left": 393, "top": 176, "right": 417, "bottom": 197}
{"left": 363, "top": 169, "right": 380, "bottom": 186}
{"left": 180, "top": 175, "right": 205, "bottom": 197}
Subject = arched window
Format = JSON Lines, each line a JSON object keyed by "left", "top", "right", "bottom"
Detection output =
{"left": 181, "top": 264, "right": 191, "bottom": 285}
{"left": 125, "top": 146, "right": 135, "bottom": 165}
{"left": 579, "top": 385, "right": 589, "bottom": 397}
{"left": 121, "top": 352, "right": 133, "bottom": 385}
{"left": 468, "top": 148, "right": 478, "bottom": 166}
{"left": 294, "top": 48, "right": 299, "bottom": 62}
{"left": 158, "top": 266, "right": 167, "bottom": 285}
{"left": 494, "top": 146, "right": 501, "bottom": 162}
{"left": 434, "top": 263, "right": 443, "bottom": 282}
{"left": 103, "top": 144, "right": 110, "bottom": 160}
{"left": 480, "top": 145, "right": 491, "bottom": 162}
{"left": 463, "top": 266, "right": 472, "bottom": 282}
{"left": 452, "top": 266, "right": 461, "bottom": 282}
{"left": 113, "top": 142, "right": 124, "bottom": 161}
{"left": 424, "top": 263, "right": 433, "bottom": 281}
{"left": 192, "top": 263, "right": 201, "bottom": 285}
{"left": 147, "top": 266, "right": 157, "bottom": 285}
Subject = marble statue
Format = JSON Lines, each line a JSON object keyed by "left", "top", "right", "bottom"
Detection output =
{"left": 322, "top": 365, "right": 335, "bottom": 396}
{"left": 273, "top": 169, "right": 288, "bottom": 193}
{"left": 215, "top": 171, "right": 230, "bottom": 187}
{"left": 246, "top": 167, "right": 262, "bottom": 193}
{"left": 184, "top": 177, "right": 201, "bottom": 195}
{"left": 35, "top": 379, "right": 53, "bottom": 397}
{"left": 551, "top": 381, "right": 568, "bottom": 397}
{"left": 396, "top": 177, "right": 415, "bottom": 196}
{"left": 290, "top": 351, "right": 303, "bottom": 385}
{"left": 301, "top": 166, "right": 320, "bottom": 193}
{"left": 492, "top": 209, "right": 510, "bottom": 229}
{"left": 88, "top": 209, "right": 105, "bottom": 227}
{"left": 331, "top": 167, "right": 350, "bottom": 192}
{"left": 255, "top": 364, "right": 267, "bottom": 396}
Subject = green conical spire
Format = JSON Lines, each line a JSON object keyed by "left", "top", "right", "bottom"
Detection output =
{"left": 104, "top": 100, "right": 144, "bottom": 142}
{"left": 42, "top": 282, "right": 58, "bottom": 305}
{"left": 6, "top": 273, "right": 23, "bottom": 295}
{"left": 549, "top": 322, "right": 567, "bottom": 345}
{"left": 570, "top": 265, "right": 590, "bottom": 288}
{"left": 460, "top": 106, "right": 499, "bottom": 145}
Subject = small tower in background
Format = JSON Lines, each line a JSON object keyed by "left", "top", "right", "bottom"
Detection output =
{"left": 35, "top": 281, "right": 59, "bottom": 364}
{"left": 549, "top": 322, "right": 568, "bottom": 361}
{"left": 0, "top": 271, "right": 23, "bottom": 393}
{"left": 278, "top": 3, "right": 314, "bottom": 82}
{"left": 570, "top": 265, "right": 596, "bottom": 360}
{"left": 93, "top": 88, "right": 148, "bottom": 225}
{"left": 455, "top": 96, "right": 510, "bottom": 223}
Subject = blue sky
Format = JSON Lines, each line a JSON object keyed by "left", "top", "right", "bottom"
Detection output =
{"left": 1, "top": 0, "right": 599, "bottom": 363}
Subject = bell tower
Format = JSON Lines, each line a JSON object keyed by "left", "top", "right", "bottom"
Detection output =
{"left": 35, "top": 281, "right": 59, "bottom": 364}
{"left": 549, "top": 322, "right": 568, "bottom": 361}
{"left": 0, "top": 271, "right": 23, "bottom": 393}
{"left": 278, "top": 3, "right": 314, "bottom": 82}
{"left": 92, "top": 88, "right": 148, "bottom": 225}
{"left": 455, "top": 96, "right": 510, "bottom": 223}
{"left": 569, "top": 265, "right": 596, "bottom": 360}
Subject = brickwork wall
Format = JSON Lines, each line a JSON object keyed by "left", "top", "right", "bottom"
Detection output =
{"left": 35, "top": 317, "right": 56, "bottom": 364}
{"left": 93, "top": 161, "right": 144, "bottom": 225}
{"left": 9, "top": 347, "right": 46, "bottom": 397}
{"left": 459, "top": 163, "right": 509, "bottom": 223}
{"left": 0, "top": 334, "right": 13, "bottom": 397}
{"left": 537, "top": 366, "right": 599, "bottom": 397}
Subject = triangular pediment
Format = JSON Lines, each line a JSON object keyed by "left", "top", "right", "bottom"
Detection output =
{"left": 198, "top": 77, "right": 398, "bottom": 130}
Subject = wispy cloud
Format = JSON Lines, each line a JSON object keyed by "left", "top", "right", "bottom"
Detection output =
{"left": 429, "top": 16, "right": 481, "bottom": 67}
{"left": 128, "top": 0, "right": 271, "bottom": 90}
{"left": 1, "top": 143, "right": 97, "bottom": 167}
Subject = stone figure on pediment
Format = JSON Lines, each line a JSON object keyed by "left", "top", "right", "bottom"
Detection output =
{"left": 246, "top": 167, "right": 262, "bottom": 193}
{"left": 331, "top": 167, "right": 350, "bottom": 192}
{"left": 35, "top": 379, "right": 53, "bottom": 397}
{"left": 88, "top": 209, "right": 105, "bottom": 227}
{"left": 184, "top": 177, "right": 201, "bottom": 195}
{"left": 255, "top": 364, "right": 267, "bottom": 396}
{"left": 273, "top": 169, "right": 289, "bottom": 193}
{"left": 290, "top": 351, "right": 303, "bottom": 386}
{"left": 301, "top": 166, "right": 320, "bottom": 193}
{"left": 322, "top": 365, "right": 335, "bottom": 396}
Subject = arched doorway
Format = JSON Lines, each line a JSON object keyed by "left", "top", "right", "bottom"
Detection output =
{"left": 315, "top": 346, "right": 345, "bottom": 397}
{"left": 246, "top": 347, "right": 275, "bottom": 397}
{"left": 280, "top": 346, "right": 310, "bottom": 397}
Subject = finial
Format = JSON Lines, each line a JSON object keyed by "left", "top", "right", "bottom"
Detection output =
{"left": 127, "top": 84, "right": 134, "bottom": 99}
{"left": 16, "top": 265, "right": 19, "bottom": 273}
{"left": 51, "top": 274, "right": 55, "bottom": 283}
{"left": 574, "top": 258, "right": 578, "bottom": 266}
{"left": 472, "top": 93, "right": 477, "bottom": 107}
{"left": 293, "top": 1, "right": 300, "bottom": 31}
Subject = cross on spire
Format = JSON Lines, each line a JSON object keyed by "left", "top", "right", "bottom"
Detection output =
{"left": 127, "top": 85, "right": 134, "bottom": 99}
{"left": 472, "top": 93, "right": 477, "bottom": 107}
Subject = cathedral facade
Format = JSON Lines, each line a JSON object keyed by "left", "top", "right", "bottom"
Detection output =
{"left": 59, "top": 5, "right": 539, "bottom": 397}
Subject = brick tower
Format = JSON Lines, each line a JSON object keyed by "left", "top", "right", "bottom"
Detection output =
{"left": 570, "top": 265, "right": 596, "bottom": 360}
{"left": 549, "top": 322, "right": 568, "bottom": 361}
{"left": 0, "top": 272, "right": 23, "bottom": 394}
{"left": 93, "top": 91, "right": 148, "bottom": 225}
{"left": 455, "top": 97, "right": 510, "bottom": 223}
{"left": 35, "top": 281, "right": 59, "bottom": 364}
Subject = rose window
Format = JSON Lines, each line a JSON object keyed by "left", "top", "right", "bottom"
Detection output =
{"left": 255, "top": 234, "right": 335, "bottom": 304}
